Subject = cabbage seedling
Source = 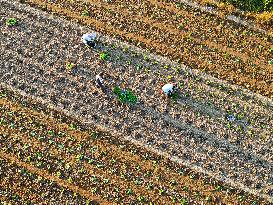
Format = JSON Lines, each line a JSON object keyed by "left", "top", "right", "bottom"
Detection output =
{"left": 6, "top": 18, "right": 17, "bottom": 26}
{"left": 81, "top": 10, "right": 89, "bottom": 16}
{"left": 66, "top": 63, "right": 74, "bottom": 70}
{"left": 99, "top": 52, "right": 109, "bottom": 61}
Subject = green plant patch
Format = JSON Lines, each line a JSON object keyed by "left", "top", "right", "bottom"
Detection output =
{"left": 81, "top": 10, "right": 89, "bottom": 16}
{"left": 222, "top": 0, "right": 273, "bottom": 12}
{"left": 113, "top": 86, "right": 137, "bottom": 104}
{"left": 6, "top": 18, "right": 17, "bottom": 26}
{"left": 66, "top": 63, "right": 74, "bottom": 70}
{"left": 100, "top": 52, "right": 109, "bottom": 61}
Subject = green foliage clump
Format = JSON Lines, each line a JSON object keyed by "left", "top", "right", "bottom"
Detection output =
{"left": 6, "top": 18, "right": 17, "bottom": 26}
{"left": 113, "top": 86, "right": 137, "bottom": 104}
{"left": 99, "top": 52, "right": 109, "bottom": 61}
{"left": 222, "top": 0, "right": 273, "bottom": 12}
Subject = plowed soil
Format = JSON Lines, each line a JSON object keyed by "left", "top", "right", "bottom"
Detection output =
{"left": 1, "top": 0, "right": 273, "bottom": 204}
{"left": 0, "top": 87, "right": 269, "bottom": 205}
{"left": 20, "top": 0, "right": 273, "bottom": 98}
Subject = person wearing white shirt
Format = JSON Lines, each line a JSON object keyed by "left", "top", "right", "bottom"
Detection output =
{"left": 161, "top": 83, "right": 178, "bottom": 97}
{"left": 81, "top": 32, "right": 97, "bottom": 48}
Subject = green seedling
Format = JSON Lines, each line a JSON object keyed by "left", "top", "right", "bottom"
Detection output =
{"left": 180, "top": 198, "right": 188, "bottom": 205}
{"left": 103, "top": 178, "right": 109, "bottom": 184}
{"left": 251, "top": 200, "right": 258, "bottom": 205}
{"left": 126, "top": 188, "right": 133, "bottom": 195}
{"left": 99, "top": 52, "right": 109, "bottom": 61}
{"left": 205, "top": 196, "right": 212, "bottom": 202}
{"left": 159, "top": 188, "right": 166, "bottom": 195}
{"left": 6, "top": 18, "right": 17, "bottom": 26}
{"left": 146, "top": 183, "right": 154, "bottom": 190}
{"left": 238, "top": 195, "right": 246, "bottom": 202}
{"left": 178, "top": 24, "right": 184, "bottom": 30}
{"left": 66, "top": 63, "right": 74, "bottom": 70}
{"left": 215, "top": 185, "right": 223, "bottom": 191}
{"left": 134, "top": 178, "right": 142, "bottom": 185}
{"left": 81, "top": 10, "right": 89, "bottom": 16}
{"left": 69, "top": 123, "right": 76, "bottom": 130}
{"left": 137, "top": 196, "right": 145, "bottom": 202}
{"left": 91, "top": 187, "right": 97, "bottom": 194}
{"left": 176, "top": 2, "right": 185, "bottom": 9}
{"left": 182, "top": 186, "right": 189, "bottom": 192}
{"left": 194, "top": 191, "right": 201, "bottom": 198}
{"left": 56, "top": 171, "right": 62, "bottom": 178}
{"left": 170, "top": 179, "right": 177, "bottom": 186}
{"left": 189, "top": 174, "right": 196, "bottom": 179}
{"left": 143, "top": 55, "right": 149, "bottom": 61}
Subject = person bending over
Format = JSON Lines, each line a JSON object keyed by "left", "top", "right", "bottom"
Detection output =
{"left": 161, "top": 83, "right": 178, "bottom": 97}
{"left": 82, "top": 32, "right": 97, "bottom": 48}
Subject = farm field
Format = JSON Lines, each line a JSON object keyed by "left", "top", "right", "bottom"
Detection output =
{"left": 19, "top": 0, "right": 273, "bottom": 98}
{"left": 1, "top": 88, "right": 268, "bottom": 204}
{"left": 0, "top": 0, "right": 273, "bottom": 204}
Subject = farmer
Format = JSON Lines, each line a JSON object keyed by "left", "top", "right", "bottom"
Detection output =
{"left": 95, "top": 72, "right": 105, "bottom": 91}
{"left": 161, "top": 83, "right": 178, "bottom": 97}
{"left": 81, "top": 32, "right": 97, "bottom": 48}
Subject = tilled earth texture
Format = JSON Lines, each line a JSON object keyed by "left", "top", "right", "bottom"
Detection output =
{"left": 0, "top": 0, "right": 273, "bottom": 204}
{"left": 20, "top": 0, "right": 273, "bottom": 99}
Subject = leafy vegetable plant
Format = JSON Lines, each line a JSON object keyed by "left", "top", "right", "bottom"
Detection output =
{"left": 100, "top": 52, "right": 109, "bottom": 61}
{"left": 6, "top": 18, "right": 17, "bottom": 26}
{"left": 113, "top": 86, "right": 137, "bottom": 104}
{"left": 66, "top": 63, "right": 74, "bottom": 70}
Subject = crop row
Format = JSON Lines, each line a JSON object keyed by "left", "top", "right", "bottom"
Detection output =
{"left": 0, "top": 157, "right": 98, "bottom": 205}
{"left": 20, "top": 0, "right": 273, "bottom": 97}
{"left": 0, "top": 92, "right": 266, "bottom": 204}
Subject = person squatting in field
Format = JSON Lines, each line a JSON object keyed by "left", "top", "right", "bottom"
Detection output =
{"left": 161, "top": 82, "right": 178, "bottom": 97}
{"left": 81, "top": 32, "right": 97, "bottom": 48}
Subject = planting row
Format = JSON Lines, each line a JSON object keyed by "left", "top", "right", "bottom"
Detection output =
{"left": 0, "top": 157, "right": 99, "bottom": 205}
{"left": 19, "top": 0, "right": 273, "bottom": 98}
{"left": 0, "top": 93, "right": 267, "bottom": 204}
